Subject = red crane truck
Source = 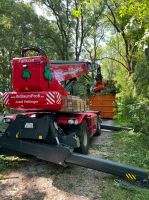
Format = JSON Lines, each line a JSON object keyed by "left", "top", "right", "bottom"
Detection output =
{"left": 0, "top": 47, "right": 148, "bottom": 189}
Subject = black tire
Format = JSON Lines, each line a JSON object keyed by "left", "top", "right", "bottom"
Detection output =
{"left": 76, "top": 120, "right": 89, "bottom": 154}
{"left": 45, "top": 119, "right": 58, "bottom": 145}
{"left": 94, "top": 117, "right": 102, "bottom": 136}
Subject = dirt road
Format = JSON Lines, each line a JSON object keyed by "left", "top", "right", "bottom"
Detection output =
{"left": 0, "top": 120, "right": 113, "bottom": 200}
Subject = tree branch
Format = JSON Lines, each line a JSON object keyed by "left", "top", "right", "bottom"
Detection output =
{"left": 114, "top": 33, "right": 127, "bottom": 63}
{"left": 104, "top": 0, "right": 121, "bottom": 32}
{"left": 98, "top": 56, "right": 128, "bottom": 70}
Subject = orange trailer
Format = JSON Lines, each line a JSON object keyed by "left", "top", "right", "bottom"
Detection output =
{"left": 89, "top": 94, "right": 116, "bottom": 119}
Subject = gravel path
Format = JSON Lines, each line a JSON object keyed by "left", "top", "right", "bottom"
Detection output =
{"left": 0, "top": 120, "right": 114, "bottom": 200}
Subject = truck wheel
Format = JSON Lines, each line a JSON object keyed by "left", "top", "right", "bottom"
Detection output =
{"left": 94, "top": 117, "right": 101, "bottom": 136}
{"left": 76, "top": 120, "right": 89, "bottom": 154}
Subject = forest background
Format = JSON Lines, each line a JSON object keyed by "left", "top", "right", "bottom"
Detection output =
{"left": 0, "top": 0, "right": 149, "bottom": 198}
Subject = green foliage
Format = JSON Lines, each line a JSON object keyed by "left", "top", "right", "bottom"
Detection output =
{"left": 115, "top": 51, "right": 149, "bottom": 135}
{"left": 97, "top": 0, "right": 149, "bottom": 75}
{"left": 133, "top": 55, "right": 149, "bottom": 98}
{"left": 0, "top": 153, "right": 28, "bottom": 180}
{"left": 102, "top": 178, "right": 149, "bottom": 200}
{"left": 118, "top": 0, "right": 149, "bottom": 24}
{"left": 72, "top": 76, "right": 88, "bottom": 99}
{"left": 38, "top": 0, "right": 105, "bottom": 60}
{"left": 112, "top": 130, "right": 149, "bottom": 169}
{"left": 0, "top": 99, "right": 3, "bottom": 113}
{"left": 102, "top": 130, "right": 149, "bottom": 200}
{"left": 0, "top": 123, "right": 27, "bottom": 179}
{"left": 0, "top": 155, "right": 24, "bottom": 172}
{"left": 0, "top": 0, "right": 73, "bottom": 92}
{"left": 117, "top": 96, "right": 149, "bottom": 133}
{"left": 0, "top": 0, "right": 39, "bottom": 91}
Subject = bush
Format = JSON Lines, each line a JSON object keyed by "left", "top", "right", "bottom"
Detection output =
{"left": 115, "top": 53, "right": 149, "bottom": 135}
{"left": 117, "top": 95, "right": 149, "bottom": 135}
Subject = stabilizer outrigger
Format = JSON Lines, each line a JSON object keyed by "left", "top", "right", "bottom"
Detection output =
{"left": 0, "top": 133, "right": 148, "bottom": 189}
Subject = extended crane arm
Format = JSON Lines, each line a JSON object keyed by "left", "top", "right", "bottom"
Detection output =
{"left": 21, "top": 47, "right": 104, "bottom": 92}
{"left": 50, "top": 61, "right": 99, "bottom": 82}
{"left": 21, "top": 46, "right": 100, "bottom": 83}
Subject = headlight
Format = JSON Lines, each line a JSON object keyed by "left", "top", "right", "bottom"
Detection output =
{"left": 68, "top": 119, "right": 75, "bottom": 124}
{"left": 74, "top": 119, "right": 79, "bottom": 125}
{"left": 68, "top": 119, "right": 79, "bottom": 125}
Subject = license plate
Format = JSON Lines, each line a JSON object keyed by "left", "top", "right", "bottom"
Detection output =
{"left": 25, "top": 122, "right": 34, "bottom": 129}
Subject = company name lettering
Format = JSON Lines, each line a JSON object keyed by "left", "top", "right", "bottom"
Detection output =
{"left": 16, "top": 100, "right": 38, "bottom": 104}
{"left": 12, "top": 94, "right": 42, "bottom": 99}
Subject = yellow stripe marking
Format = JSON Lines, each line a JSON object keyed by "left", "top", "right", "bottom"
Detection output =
{"left": 126, "top": 173, "right": 137, "bottom": 181}
{"left": 126, "top": 174, "right": 130, "bottom": 179}
{"left": 129, "top": 174, "right": 133, "bottom": 180}
{"left": 126, "top": 173, "right": 132, "bottom": 180}
{"left": 131, "top": 174, "right": 136, "bottom": 180}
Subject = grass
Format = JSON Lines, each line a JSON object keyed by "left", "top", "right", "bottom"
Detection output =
{"left": 102, "top": 179, "right": 149, "bottom": 200}
{"left": 0, "top": 155, "right": 28, "bottom": 179}
{"left": 101, "top": 130, "right": 149, "bottom": 200}
{"left": 0, "top": 123, "right": 28, "bottom": 179}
